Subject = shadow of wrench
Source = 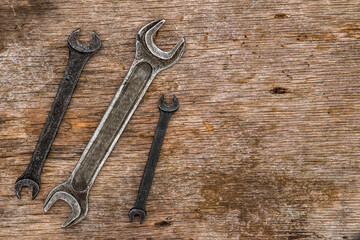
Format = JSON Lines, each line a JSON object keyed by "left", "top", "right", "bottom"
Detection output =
{"left": 129, "top": 95, "right": 179, "bottom": 223}
{"left": 44, "top": 19, "right": 185, "bottom": 227}
{"left": 15, "top": 29, "right": 101, "bottom": 200}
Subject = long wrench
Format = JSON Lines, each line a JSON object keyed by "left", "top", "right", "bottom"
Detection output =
{"left": 15, "top": 30, "right": 101, "bottom": 200}
{"left": 44, "top": 19, "right": 185, "bottom": 227}
{"left": 129, "top": 95, "right": 179, "bottom": 223}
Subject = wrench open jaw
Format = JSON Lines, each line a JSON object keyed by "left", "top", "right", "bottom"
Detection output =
{"left": 129, "top": 208, "right": 146, "bottom": 224}
{"left": 158, "top": 95, "right": 179, "bottom": 112}
{"left": 68, "top": 29, "right": 101, "bottom": 53}
{"left": 44, "top": 180, "right": 86, "bottom": 228}
{"left": 15, "top": 178, "right": 39, "bottom": 200}
{"left": 15, "top": 29, "right": 101, "bottom": 200}
{"left": 136, "top": 19, "right": 186, "bottom": 71}
{"left": 44, "top": 19, "right": 185, "bottom": 227}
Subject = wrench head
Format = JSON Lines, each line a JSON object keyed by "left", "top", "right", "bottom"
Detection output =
{"left": 136, "top": 19, "right": 185, "bottom": 71}
{"left": 44, "top": 180, "right": 88, "bottom": 227}
{"left": 15, "top": 177, "right": 40, "bottom": 200}
{"left": 128, "top": 208, "right": 146, "bottom": 224}
{"left": 68, "top": 29, "right": 101, "bottom": 53}
{"left": 158, "top": 95, "right": 179, "bottom": 113}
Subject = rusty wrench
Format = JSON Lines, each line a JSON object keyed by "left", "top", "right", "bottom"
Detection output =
{"left": 129, "top": 95, "right": 179, "bottom": 223}
{"left": 15, "top": 30, "right": 101, "bottom": 200}
{"left": 44, "top": 19, "right": 185, "bottom": 227}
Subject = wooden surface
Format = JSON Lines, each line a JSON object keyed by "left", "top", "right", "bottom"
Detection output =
{"left": 1, "top": 0, "right": 360, "bottom": 239}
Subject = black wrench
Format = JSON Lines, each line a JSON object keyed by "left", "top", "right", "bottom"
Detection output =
{"left": 129, "top": 95, "right": 179, "bottom": 223}
{"left": 15, "top": 29, "right": 101, "bottom": 199}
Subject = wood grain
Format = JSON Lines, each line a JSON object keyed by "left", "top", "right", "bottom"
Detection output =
{"left": 1, "top": 0, "right": 360, "bottom": 239}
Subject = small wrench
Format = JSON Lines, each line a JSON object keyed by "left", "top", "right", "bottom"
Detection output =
{"left": 15, "top": 29, "right": 101, "bottom": 200}
{"left": 44, "top": 19, "right": 185, "bottom": 227}
{"left": 129, "top": 95, "right": 179, "bottom": 223}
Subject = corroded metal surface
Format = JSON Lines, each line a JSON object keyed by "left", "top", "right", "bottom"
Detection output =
{"left": 15, "top": 29, "right": 101, "bottom": 200}
{"left": 44, "top": 19, "right": 185, "bottom": 227}
{"left": 129, "top": 95, "right": 179, "bottom": 223}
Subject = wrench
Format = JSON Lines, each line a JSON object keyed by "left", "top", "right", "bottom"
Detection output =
{"left": 129, "top": 95, "right": 179, "bottom": 223}
{"left": 44, "top": 19, "right": 185, "bottom": 227}
{"left": 15, "top": 29, "right": 101, "bottom": 200}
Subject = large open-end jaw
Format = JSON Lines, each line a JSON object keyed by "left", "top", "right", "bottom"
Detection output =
{"left": 44, "top": 181, "right": 88, "bottom": 227}
{"left": 136, "top": 19, "right": 186, "bottom": 71}
{"left": 68, "top": 29, "right": 101, "bottom": 53}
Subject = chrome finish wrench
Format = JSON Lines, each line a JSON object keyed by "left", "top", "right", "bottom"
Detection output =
{"left": 15, "top": 29, "right": 101, "bottom": 200}
{"left": 44, "top": 19, "right": 185, "bottom": 227}
{"left": 129, "top": 95, "right": 179, "bottom": 223}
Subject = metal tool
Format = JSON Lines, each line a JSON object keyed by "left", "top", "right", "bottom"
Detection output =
{"left": 15, "top": 29, "right": 101, "bottom": 200}
{"left": 44, "top": 19, "right": 185, "bottom": 227}
{"left": 129, "top": 95, "right": 179, "bottom": 224}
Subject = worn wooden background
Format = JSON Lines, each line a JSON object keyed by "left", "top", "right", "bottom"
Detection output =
{"left": 1, "top": 0, "right": 360, "bottom": 239}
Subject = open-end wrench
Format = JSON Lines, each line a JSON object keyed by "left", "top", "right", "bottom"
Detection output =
{"left": 129, "top": 95, "right": 179, "bottom": 223}
{"left": 15, "top": 30, "right": 101, "bottom": 200}
{"left": 44, "top": 19, "right": 185, "bottom": 227}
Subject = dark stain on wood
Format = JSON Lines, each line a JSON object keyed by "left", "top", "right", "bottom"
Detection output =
{"left": 340, "top": 24, "right": 360, "bottom": 39}
{"left": 0, "top": 41, "right": 5, "bottom": 53}
{"left": 199, "top": 168, "right": 342, "bottom": 236}
{"left": 14, "top": 0, "right": 57, "bottom": 15}
{"left": 154, "top": 220, "right": 172, "bottom": 227}
{"left": 296, "top": 33, "right": 337, "bottom": 42}
{"left": 274, "top": 13, "right": 289, "bottom": 19}
{"left": 271, "top": 87, "right": 289, "bottom": 94}
{"left": 0, "top": 115, "right": 6, "bottom": 125}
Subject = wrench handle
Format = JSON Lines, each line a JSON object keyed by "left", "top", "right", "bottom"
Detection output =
{"left": 134, "top": 110, "right": 173, "bottom": 210}
{"left": 71, "top": 61, "right": 154, "bottom": 191}
{"left": 20, "top": 49, "right": 93, "bottom": 181}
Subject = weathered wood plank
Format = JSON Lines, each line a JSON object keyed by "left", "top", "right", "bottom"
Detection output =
{"left": 1, "top": 0, "right": 360, "bottom": 239}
